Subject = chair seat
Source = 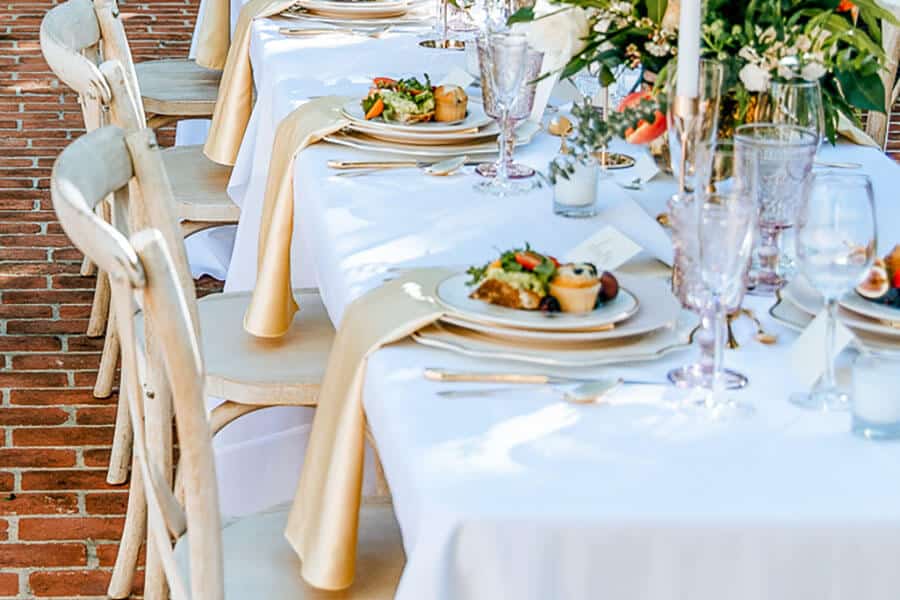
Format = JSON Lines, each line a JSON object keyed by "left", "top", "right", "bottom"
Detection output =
{"left": 138, "top": 291, "right": 335, "bottom": 405}
{"left": 136, "top": 58, "right": 221, "bottom": 118}
{"left": 174, "top": 502, "right": 404, "bottom": 599}
{"left": 161, "top": 146, "right": 240, "bottom": 224}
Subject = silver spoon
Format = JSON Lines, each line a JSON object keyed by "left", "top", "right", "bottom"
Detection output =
{"left": 438, "top": 378, "right": 667, "bottom": 404}
{"left": 335, "top": 155, "right": 468, "bottom": 178}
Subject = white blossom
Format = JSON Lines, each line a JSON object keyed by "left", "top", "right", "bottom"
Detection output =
{"left": 739, "top": 62, "right": 771, "bottom": 92}
{"left": 801, "top": 61, "right": 826, "bottom": 81}
{"left": 511, "top": 0, "right": 591, "bottom": 63}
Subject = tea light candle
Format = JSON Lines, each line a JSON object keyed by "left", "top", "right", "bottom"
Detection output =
{"left": 554, "top": 162, "right": 598, "bottom": 207}
{"left": 853, "top": 355, "right": 900, "bottom": 424}
{"left": 676, "top": 0, "right": 701, "bottom": 98}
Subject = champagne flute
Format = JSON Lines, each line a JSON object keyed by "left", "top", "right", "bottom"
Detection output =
{"left": 475, "top": 32, "right": 529, "bottom": 196}
{"left": 789, "top": 173, "right": 877, "bottom": 411}
{"left": 697, "top": 194, "right": 757, "bottom": 418}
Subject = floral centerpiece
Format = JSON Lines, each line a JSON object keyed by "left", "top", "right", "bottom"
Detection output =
{"left": 512, "top": 0, "right": 897, "bottom": 143}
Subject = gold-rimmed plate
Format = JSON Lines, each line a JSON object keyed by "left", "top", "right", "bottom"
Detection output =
{"left": 781, "top": 278, "right": 900, "bottom": 338}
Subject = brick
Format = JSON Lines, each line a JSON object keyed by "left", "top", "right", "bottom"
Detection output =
{"left": 0, "top": 543, "right": 86, "bottom": 568}
{"left": 84, "top": 492, "right": 128, "bottom": 515}
{"left": 29, "top": 569, "right": 110, "bottom": 597}
{"left": 0, "top": 407, "right": 68, "bottom": 427}
{"left": 0, "top": 572, "right": 17, "bottom": 596}
{"left": 0, "top": 449, "right": 75, "bottom": 468}
{"left": 13, "top": 427, "right": 113, "bottom": 447}
{"left": 0, "top": 493, "right": 78, "bottom": 516}
{"left": 21, "top": 470, "right": 115, "bottom": 492}
{"left": 19, "top": 516, "right": 124, "bottom": 541}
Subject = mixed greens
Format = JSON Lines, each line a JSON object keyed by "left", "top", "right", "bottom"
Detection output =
{"left": 466, "top": 244, "right": 559, "bottom": 295}
{"left": 361, "top": 75, "right": 436, "bottom": 123}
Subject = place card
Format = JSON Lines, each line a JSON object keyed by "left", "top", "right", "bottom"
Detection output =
{"left": 565, "top": 226, "right": 643, "bottom": 271}
{"left": 790, "top": 309, "right": 855, "bottom": 387}
{"left": 437, "top": 67, "right": 475, "bottom": 89}
{"left": 630, "top": 152, "right": 661, "bottom": 184}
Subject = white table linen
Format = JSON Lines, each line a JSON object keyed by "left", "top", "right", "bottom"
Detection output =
{"left": 192, "top": 7, "right": 900, "bottom": 595}
{"left": 291, "top": 139, "right": 900, "bottom": 599}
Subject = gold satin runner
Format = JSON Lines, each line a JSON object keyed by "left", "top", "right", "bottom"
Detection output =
{"left": 243, "top": 95, "right": 351, "bottom": 338}
{"left": 203, "top": 0, "right": 297, "bottom": 166}
{"left": 285, "top": 268, "right": 452, "bottom": 590}
{"left": 194, "top": 0, "right": 231, "bottom": 70}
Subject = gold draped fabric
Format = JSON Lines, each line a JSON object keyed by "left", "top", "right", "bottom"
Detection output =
{"left": 242, "top": 96, "right": 351, "bottom": 338}
{"left": 203, "top": 0, "right": 296, "bottom": 166}
{"left": 194, "top": 0, "right": 231, "bottom": 70}
{"left": 285, "top": 269, "right": 452, "bottom": 590}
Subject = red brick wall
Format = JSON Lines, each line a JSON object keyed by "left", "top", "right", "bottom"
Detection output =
{"left": 0, "top": 1, "right": 216, "bottom": 597}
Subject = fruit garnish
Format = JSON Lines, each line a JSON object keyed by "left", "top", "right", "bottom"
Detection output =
{"left": 893, "top": 269, "right": 900, "bottom": 290}
{"left": 617, "top": 91, "right": 666, "bottom": 145}
{"left": 857, "top": 265, "right": 890, "bottom": 300}
{"left": 597, "top": 271, "right": 619, "bottom": 302}
{"left": 539, "top": 295, "right": 561, "bottom": 313}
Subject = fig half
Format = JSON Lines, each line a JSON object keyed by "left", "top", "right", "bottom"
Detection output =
{"left": 857, "top": 265, "right": 890, "bottom": 300}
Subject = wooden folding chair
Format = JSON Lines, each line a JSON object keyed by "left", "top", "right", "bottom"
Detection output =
{"left": 51, "top": 122, "right": 402, "bottom": 600}
{"left": 40, "top": 0, "right": 238, "bottom": 405}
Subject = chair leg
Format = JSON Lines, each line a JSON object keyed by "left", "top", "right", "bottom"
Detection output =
{"left": 86, "top": 270, "right": 110, "bottom": 337}
{"left": 107, "top": 452, "right": 147, "bottom": 599}
{"left": 93, "top": 309, "right": 120, "bottom": 399}
{"left": 106, "top": 356, "right": 132, "bottom": 485}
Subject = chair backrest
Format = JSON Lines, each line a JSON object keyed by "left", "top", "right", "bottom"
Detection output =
{"left": 51, "top": 124, "right": 224, "bottom": 600}
{"left": 40, "top": 0, "right": 146, "bottom": 132}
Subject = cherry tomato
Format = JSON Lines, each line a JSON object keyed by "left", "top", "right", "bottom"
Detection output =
{"left": 514, "top": 251, "right": 543, "bottom": 271}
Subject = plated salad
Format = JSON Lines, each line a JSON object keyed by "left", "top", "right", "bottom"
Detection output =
{"left": 361, "top": 75, "right": 467, "bottom": 124}
{"left": 466, "top": 245, "right": 619, "bottom": 314}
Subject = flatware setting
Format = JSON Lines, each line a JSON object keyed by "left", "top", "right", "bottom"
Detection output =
{"left": 279, "top": 25, "right": 390, "bottom": 38}
{"left": 330, "top": 155, "right": 472, "bottom": 177}
{"left": 813, "top": 160, "right": 863, "bottom": 169}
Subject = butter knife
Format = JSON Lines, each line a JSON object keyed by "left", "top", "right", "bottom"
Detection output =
{"left": 328, "top": 159, "right": 480, "bottom": 170}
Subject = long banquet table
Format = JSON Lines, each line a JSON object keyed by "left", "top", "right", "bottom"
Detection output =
{"left": 187, "top": 6, "right": 900, "bottom": 597}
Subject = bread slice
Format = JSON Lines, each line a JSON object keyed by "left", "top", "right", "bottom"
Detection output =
{"left": 470, "top": 278, "right": 541, "bottom": 310}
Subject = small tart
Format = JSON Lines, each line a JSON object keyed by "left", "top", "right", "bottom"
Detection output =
{"left": 434, "top": 85, "right": 468, "bottom": 122}
{"left": 549, "top": 263, "right": 600, "bottom": 313}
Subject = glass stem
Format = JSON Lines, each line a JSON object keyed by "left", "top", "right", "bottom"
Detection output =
{"left": 503, "top": 116, "right": 516, "bottom": 168}
{"left": 697, "top": 302, "right": 717, "bottom": 385}
{"left": 496, "top": 108, "right": 511, "bottom": 183}
{"left": 822, "top": 298, "right": 838, "bottom": 390}
{"left": 441, "top": 0, "right": 448, "bottom": 41}
{"left": 711, "top": 294, "right": 726, "bottom": 397}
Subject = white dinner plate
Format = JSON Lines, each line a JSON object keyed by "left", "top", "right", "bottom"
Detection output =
{"left": 781, "top": 278, "right": 900, "bottom": 339}
{"left": 439, "top": 275, "right": 680, "bottom": 341}
{"left": 347, "top": 120, "right": 498, "bottom": 145}
{"left": 840, "top": 293, "right": 900, "bottom": 325}
{"left": 436, "top": 272, "right": 639, "bottom": 332}
{"left": 412, "top": 311, "right": 695, "bottom": 368}
{"left": 342, "top": 99, "right": 492, "bottom": 133}
{"left": 294, "top": 0, "right": 408, "bottom": 18}
{"left": 324, "top": 120, "right": 540, "bottom": 157}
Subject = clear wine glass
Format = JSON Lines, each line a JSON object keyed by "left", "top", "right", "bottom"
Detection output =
{"left": 734, "top": 123, "right": 818, "bottom": 295}
{"left": 475, "top": 39, "right": 542, "bottom": 185}
{"left": 789, "top": 173, "right": 877, "bottom": 411}
{"left": 765, "top": 80, "right": 826, "bottom": 146}
{"left": 667, "top": 186, "right": 750, "bottom": 392}
{"left": 697, "top": 194, "right": 757, "bottom": 418}
{"left": 475, "top": 32, "right": 529, "bottom": 196}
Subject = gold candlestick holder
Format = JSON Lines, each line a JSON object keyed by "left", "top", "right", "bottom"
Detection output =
{"left": 671, "top": 94, "right": 699, "bottom": 193}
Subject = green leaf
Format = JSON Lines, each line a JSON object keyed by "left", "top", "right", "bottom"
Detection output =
{"left": 506, "top": 6, "right": 535, "bottom": 25}
{"left": 644, "top": 0, "right": 667, "bottom": 24}
{"left": 835, "top": 68, "right": 887, "bottom": 112}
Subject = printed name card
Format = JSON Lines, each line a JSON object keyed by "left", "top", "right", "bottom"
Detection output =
{"left": 790, "top": 309, "right": 855, "bottom": 387}
{"left": 565, "top": 226, "right": 643, "bottom": 271}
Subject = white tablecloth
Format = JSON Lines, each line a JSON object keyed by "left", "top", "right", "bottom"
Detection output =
{"left": 192, "top": 8, "right": 900, "bottom": 596}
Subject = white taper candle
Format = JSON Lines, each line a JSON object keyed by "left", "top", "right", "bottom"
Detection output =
{"left": 676, "top": 0, "right": 701, "bottom": 98}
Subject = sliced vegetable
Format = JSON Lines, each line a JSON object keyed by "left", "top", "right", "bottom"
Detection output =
{"left": 514, "top": 251, "right": 543, "bottom": 271}
{"left": 373, "top": 77, "right": 396, "bottom": 87}
{"left": 364, "top": 97, "right": 384, "bottom": 120}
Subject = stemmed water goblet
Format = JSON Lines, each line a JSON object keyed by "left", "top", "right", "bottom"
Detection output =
{"left": 697, "top": 194, "right": 757, "bottom": 418}
{"left": 474, "top": 32, "right": 529, "bottom": 196}
{"left": 475, "top": 38, "right": 542, "bottom": 186}
{"left": 667, "top": 184, "right": 752, "bottom": 392}
{"left": 789, "top": 173, "right": 877, "bottom": 411}
{"left": 734, "top": 123, "right": 818, "bottom": 295}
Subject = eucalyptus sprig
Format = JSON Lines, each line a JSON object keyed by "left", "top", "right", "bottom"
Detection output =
{"left": 547, "top": 97, "right": 663, "bottom": 184}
